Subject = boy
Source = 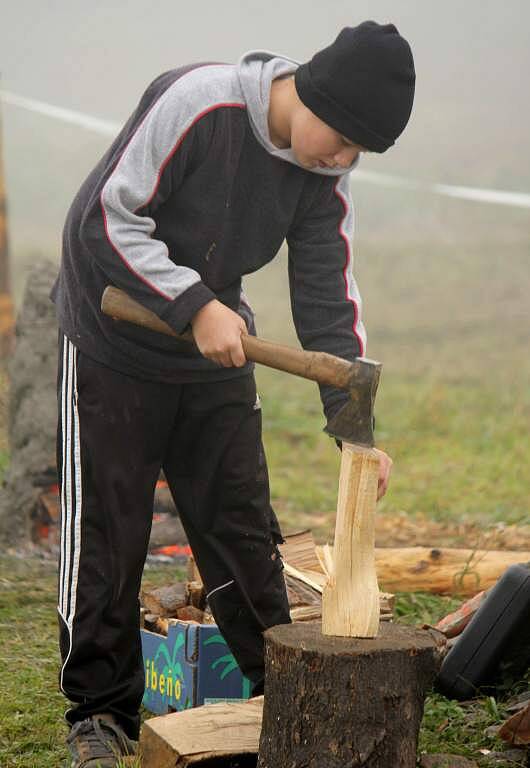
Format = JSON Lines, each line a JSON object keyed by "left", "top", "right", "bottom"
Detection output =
{"left": 52, "top": 21, "right": 415, "bottom": 766}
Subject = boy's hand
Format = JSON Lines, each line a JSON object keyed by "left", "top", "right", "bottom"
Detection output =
{"left": 373, "top": 447, "right": 393, "bottom": 500}
{"left": 191, "top": 300, "right": 247, "bottom": 367}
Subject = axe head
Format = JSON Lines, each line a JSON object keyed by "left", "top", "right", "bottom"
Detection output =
{"left": 324, "top": 357, "right": 382, "bottom": 447}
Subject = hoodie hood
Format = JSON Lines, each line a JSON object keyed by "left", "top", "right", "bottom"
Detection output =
{"left": 237, "top": 50, "right": 359, "bottom": 177}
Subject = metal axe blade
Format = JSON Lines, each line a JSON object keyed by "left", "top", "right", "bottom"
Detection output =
{"left": 323, "top": 358, "right": 382, "bottom": 447}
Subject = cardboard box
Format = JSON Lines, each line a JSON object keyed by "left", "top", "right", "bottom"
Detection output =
{"left": 141, "top": 622, "right": 252, "bottom": 714}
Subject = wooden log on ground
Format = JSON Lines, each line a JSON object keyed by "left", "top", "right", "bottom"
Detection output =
{"left": 140, "top": 697, "right": 263, "bottom": 767}
{"left": 257, "top": 621, "right": 444, "bottom": 768}
{"left": 373, "top": 547, "right": 530, "bottom": 596}
{"left": 311, "top": 544, "right": 530, "bottom": 596}
{"left": 283, "top": 524, "right": 530, "bottom": 597}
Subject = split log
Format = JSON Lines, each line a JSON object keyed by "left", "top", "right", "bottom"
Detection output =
{"left": 141, "top": 583, "right": 187, "bottom": 617}
{"left": 140, "top": 697, "right": 263, "bottom": 767}
{"left": 279, "top": 529, "right": 322, "bottom": 571}
{"left": 322, "top": 443, "right": 380, "bottom": 637}
{"left": 434, "top": 590, "right": 487, "bottom": 637}
{"left": 284, "top": 572, "right": 322, "bottom": 608}
{"left": 257, "top": 621, "right": 444, "bottom": 768}
{"left": 283, "top": 559, "right": 394, "bottom": 615}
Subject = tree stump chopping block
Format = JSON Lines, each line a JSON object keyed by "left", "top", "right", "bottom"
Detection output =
{"left": 257, "top": 621, "right": 445, "bottom": 768}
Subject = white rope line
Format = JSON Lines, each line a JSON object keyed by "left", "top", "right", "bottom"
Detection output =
{"left": 354, "top": 169, "right": 530, "bottom": 210}
{"left": 2, "top": 89, "right": 530, "bottom": 210}
{"left": 0, "top": 89, "right": 121, "bottom": 136}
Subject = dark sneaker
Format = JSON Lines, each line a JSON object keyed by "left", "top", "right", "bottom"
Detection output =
{"left": 66, "top": 713, "right": 137, "bottom": 767}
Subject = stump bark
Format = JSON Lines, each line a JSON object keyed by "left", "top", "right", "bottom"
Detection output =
{"left": 257, "top": 621, "right": 444, "bottom": 768}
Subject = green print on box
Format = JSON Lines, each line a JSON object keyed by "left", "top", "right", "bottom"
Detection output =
{"left": 141, "top": 622, "right": 252, "bottom": 714}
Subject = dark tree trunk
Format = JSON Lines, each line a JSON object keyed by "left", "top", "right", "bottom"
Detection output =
{"left": 257, "top": 621, "right": 444, "bottom": 768}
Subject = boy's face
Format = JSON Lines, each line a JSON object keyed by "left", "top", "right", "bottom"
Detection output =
{"left": 290, "top": 105, "right": 367, "bottom": 170}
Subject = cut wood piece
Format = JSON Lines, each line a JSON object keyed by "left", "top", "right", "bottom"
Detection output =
{"left": 186, "top": 580, "right": 206, "bottom": 610}
{"left": 141, "top": 583, "right": 187, "bottom": 617}
{"left": 140, "top": 697, "right": 263, "bottom": 768}
{"left": 322, "top": 442, "right": 380, "bottom": 638}
{"left": 154, "top": 617, "right": 169, "bottom": 636}
{"left": 144, "top": 613, "right": 160, "bottom": 632}
{"left": 284, "top": 572, "right": 322, "bottom": 608}
{"left": 289, "top": 605, "right": 322, "bottom": 622}
{"left": 374, "top": 547, "right": 530, "bottom": 596}
{"left": 257, "top": 622, "right": 444, "bottom": 768}
{"left": 278, "top": 529, "right": 321, "bottom": 571}
{"left": 283, "top": 561, "right": 393, "bottom": 616}
{"left": 290, "top": 605, "right": 390, "bottom": 622}
{"left": 187, "top": 555, "right": 202, "bottom": 584}
{"left": 176, "top": 605, "right": 205, "bottom": 623}
{"left": 282, "top": 561, "right": 325, "bottom": 592}
{"left": 434, "top": 591, "right": 487, "bottom": 637}
{"left": 281, "top": 528, "right": 396, "bottom": 619}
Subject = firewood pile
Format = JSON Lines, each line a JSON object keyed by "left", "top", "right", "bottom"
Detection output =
{"left": 140, "top": 530, "right": 396, "bottom": 637}
{"left": 141, "top": 572, "right": 215, "bottom": 636}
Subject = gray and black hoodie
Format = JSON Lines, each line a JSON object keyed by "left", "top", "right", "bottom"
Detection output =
{"left": 52, "top": 51, "right": 367, "bottom": 419}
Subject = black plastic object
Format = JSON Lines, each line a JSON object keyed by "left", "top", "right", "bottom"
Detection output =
{"left": 436, "top": 563, "right": 530, "bottom": 700}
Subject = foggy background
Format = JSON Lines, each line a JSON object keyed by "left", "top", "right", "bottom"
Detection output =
{"left": 0, "top": 0, "right": 528, "bottom": 382}
{"left": 0, "top": 1, "right": 528, "bottom": 526}
{"left": 2, "top": 0, "right": 529, "bottom": 257}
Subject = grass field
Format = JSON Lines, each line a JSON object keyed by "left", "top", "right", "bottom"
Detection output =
{"left": 246, "top": 232, "right": 530, "bottom": 541}
{"left": 1, "top": 212, "right": 529, "bottom": 765}
{"left": 2, "top": 555, "right": 528, "bottom": 768}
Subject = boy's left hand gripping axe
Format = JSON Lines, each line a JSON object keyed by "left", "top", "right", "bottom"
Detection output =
{"left": 101, "top": 286, "right": 381, "bottom": 447}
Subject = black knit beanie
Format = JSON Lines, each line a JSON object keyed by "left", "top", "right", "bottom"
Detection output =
{"left": 294, "top": 21, "right": 416, "bottom": 153}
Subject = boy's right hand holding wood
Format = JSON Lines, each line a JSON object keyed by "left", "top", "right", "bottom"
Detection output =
{"left": 191, "top": 300, "right": 247, "bottom": 368}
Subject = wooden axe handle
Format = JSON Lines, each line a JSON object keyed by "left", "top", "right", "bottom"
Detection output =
{"left": 101, "top": 286, "right": 354, "bottom": 390}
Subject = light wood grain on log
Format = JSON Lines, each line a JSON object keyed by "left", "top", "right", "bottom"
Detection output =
{"left": 140, "top": 697, "right": 263, "bottom": 767}
{"left": 322, "top": 443, "right": 380, "bottom": 638}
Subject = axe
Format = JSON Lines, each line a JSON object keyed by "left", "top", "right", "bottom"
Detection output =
{"left": 101, "top": 286, "right": 382, "bottom": 637}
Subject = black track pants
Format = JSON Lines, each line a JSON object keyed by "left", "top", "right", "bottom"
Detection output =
{"left": 57, "top": 336, "right": 291, "bottom": 739}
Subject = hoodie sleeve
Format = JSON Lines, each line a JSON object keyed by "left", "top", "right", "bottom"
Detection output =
{"left": 286, "top": 173, "right": 367, "bottom": 421}
{"left": 78, "top": 75, "right": 218, "bottom": 333}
